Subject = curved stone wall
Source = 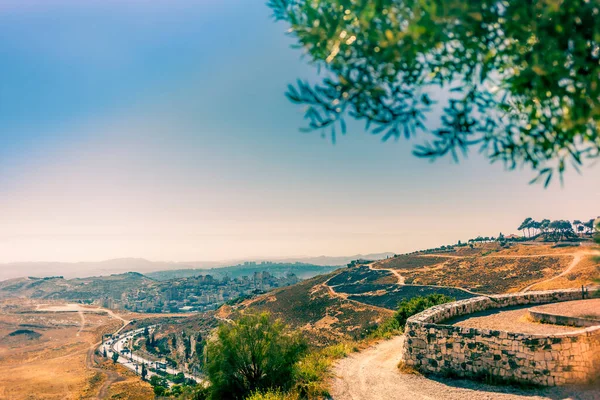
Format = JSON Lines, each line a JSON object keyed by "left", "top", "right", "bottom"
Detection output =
{"left": 401, "top": 288, "right": 600, "bottom": 386}
{"left": 528, "top": 309, "right": 600, "bottom": 328}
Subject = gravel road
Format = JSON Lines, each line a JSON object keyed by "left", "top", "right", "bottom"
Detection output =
{"left": 330, "top": 335, "right": 600, "bottom": 400}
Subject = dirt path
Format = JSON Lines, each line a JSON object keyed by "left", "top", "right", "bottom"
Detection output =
{"left": 368, "top": 262, "right": 483, "bottom": 297}
{"left": 393, "top": 251, "right": 598, "bottom": 294}
{"left": 330, "top": 336, "right": 600, "bottom": 400}
{"left": 321, "top": 278, "right": 394, "bottom": 314}
{"left": 77, "top": 310, "right": 85, "bottom": 337}
{"left": 522, "top": 253, "right": 584, "bottom": 292}
{"left": 86, "top": 345, "right": 125, "bottom": 400}
{"left": 85, "top": 309, "right": 130, "bottom": 399}
{"left": 418, "top": 253, "right": 578, "bottom": 259}
{"left": 369, "top": 262, "right": 405, "bottom": 284}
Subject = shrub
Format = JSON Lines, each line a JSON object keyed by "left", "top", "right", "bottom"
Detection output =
{"left": 206, "top": 313, "right": 307, "bottom": 400}
{"left": 367, "top": 294, "right": 455, "bottom": 339}
{"left": 246, "top": 389, "right": 300, "bottom": 400}
{"left": 292, "top": 342, "right": 354, "bottom": 398}
{"left": 394, "top": 294, "right": 455, "bottom": 328}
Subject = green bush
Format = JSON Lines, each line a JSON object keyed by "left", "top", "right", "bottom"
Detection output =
{"left": 206, "top": 313, "right": 307, "bottom": 400}
{"left": 369, "top": 294, "right": 456, "bottom": 338}
{"left": 394, "top": 294, "right": 455, "bottom": 328}
{"left": 292, "top": 343, "right": 353, "bottom": 398}
{"left": 245, "top": 389, "right": 299, "bottom": 400}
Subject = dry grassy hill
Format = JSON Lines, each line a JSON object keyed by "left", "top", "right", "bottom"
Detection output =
{"left": 0, "top": 299, "right": 154, "bottom": 400}
{"left": 0, "top": 272, "right": 154, "bottom": 301}
{"left": 237, "top": 243, "right": 598, "bottom": 347}
{"left": 227, "top": 273, "right": 392, "bottom": 347}
{"left": 377, "top": 242, "right": 598, "bottom": 293}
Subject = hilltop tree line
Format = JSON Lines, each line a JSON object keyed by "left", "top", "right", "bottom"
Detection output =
{"left": 400, "top": 217, "right": 597, "bottom": 256}
{"left": 517, "top": 218, "right": 596, "bottom": 241}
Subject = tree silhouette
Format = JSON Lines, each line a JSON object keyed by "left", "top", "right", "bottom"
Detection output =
{"left": 141, "top": 363, "right": 148, "bottom": 381}
{"left": 585, "top": 219, "right": 596, "bottom": 235}
{"left": 270, "top": 0, "right": 599, "bottom": 184}
{"left": 518, "top": 217, "right": 532, "bottom": 238}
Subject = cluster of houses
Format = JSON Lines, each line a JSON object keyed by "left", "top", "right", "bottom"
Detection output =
{"left": 111, "top": 271, "right": 299, "bottom": 313}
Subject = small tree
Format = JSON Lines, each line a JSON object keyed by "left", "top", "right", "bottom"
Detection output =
{"left": 103, "top": 348, "right": 107, "bottom": 358}
{"left": 141, "top": 363, "right": 147, "bottom": 381}
{"left": 206, "top": 313, "right": 307, "bottom": 400}
{"left": 111, "top": 351, "right": 119, "bottom": 364}
{"left": 394, "top": 294, "right": 455, "bottom": 328}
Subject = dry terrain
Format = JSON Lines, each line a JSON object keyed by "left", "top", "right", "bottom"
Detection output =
{"left": 240, "top": 273, "right": 392, "bottom": 347}
{"left": 0, "top": 299, "right": 153, "bottom": 400}
{"left": 531, "top": 299, "right": 600, "bottom": 320}
{"left": 447, "top": 306, "right": 581, "bottom": 334}
{"left": 330, "top": 336, "right": 600, "bottom": 400}
{"left": 376, "top": 243, "right": 599, "bottom": 294}
{"left": 241, "top": 243, "right": 598, "bottom": 348}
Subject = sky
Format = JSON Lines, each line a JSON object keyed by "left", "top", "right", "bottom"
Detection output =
{"left": 0, "top": 0, "right": 598, "bottom": 263}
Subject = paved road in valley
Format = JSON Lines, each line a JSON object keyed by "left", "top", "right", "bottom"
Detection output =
{"left": 101, "top": 326, "right": 205, "bottom": 384}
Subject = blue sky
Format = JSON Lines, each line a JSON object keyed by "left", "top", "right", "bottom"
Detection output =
{"left": 0, "top": 0, "right": 598, "bottom": 262}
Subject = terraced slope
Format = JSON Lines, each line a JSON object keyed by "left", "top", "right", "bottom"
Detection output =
{"left": 375, "top": 243, "right": 599, "bottom": 294}
{"left": 238, "top": 273, "right": 392, "bottom": 347}
{"left": 239, "top": 244, "right": 598, "bottom": 347}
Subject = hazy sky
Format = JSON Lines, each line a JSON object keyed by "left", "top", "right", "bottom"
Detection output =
{"left": 1, "top": 0, "right": 598, "bottom": 263}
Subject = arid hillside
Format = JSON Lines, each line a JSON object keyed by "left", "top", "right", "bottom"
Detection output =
{"left": 228, "top": 273, "right": 392, "bottom": 347}
{"left": 0, "top": 299, "right": 154, "bottom": 400}
{"left": 239, "top": 243, "right": 599, "bottom": 346}
{"left": 0, "top": 272, "right": 154, "bottom": 301}
{"left": 378, "top": 242, "right": 599, "bottom": 293}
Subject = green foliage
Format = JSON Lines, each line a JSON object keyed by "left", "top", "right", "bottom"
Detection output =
{"left": 182, "top": 385, "right": 211, "bottom": 400}
{"left": 111, "top": 351, "right": 119, "bottom": 364}
{"left": 363, "top": 294, "right": 455, "bottom": 338}
{"left": 292, "top": 343, "right": 353, "bottom": 398}
{"left": 205, "top": 313, "right": 307, "bottom": 400}
{"left": 394, "top": 294, "right": 455, "bottom": 328}
{"left": 150, "top": 375, "right": 167, "bottom": 387}
{"left": 517, "top": 217, "right": 595, "bottom": 240}
{"left": 246, "top": 389, "right": 300, "bottom": 400}
{"left": 269, "top": 0, "right": 600, "bottom": 183}
{"left": 172, "top": 372, "right": 186, "bottom": 384}
{"left": 368, "top": 316, "right": 404, "bottom": 339}
{"left": 141, "top": 363, "right": 147, "bottom": 381}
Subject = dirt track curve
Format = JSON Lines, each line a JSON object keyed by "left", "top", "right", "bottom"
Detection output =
{"left": 85, "top": 309, "right": 130, "bottom": 399}
{"left": 521, "top": 253, "right": 589, "bottom": 292}
{"left": 330, "top": 335, "right": 600, "bottom": 400}
{"left": 86, "top": 345, "right": 125, "bottom": 400}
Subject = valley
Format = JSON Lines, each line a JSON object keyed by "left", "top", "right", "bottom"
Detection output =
{"left": 0, "top": 240, "right": 598, "bottom": 399}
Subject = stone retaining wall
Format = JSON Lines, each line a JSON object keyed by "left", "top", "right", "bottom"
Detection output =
{"left": 401, "top": 288, "right": 600, "bottom": 386}
{"left": 528, "top": 309, "right": 600, "bottom": 328}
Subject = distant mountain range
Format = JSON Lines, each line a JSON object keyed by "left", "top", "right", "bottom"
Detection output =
{"left": 0, "top": 253, "right": 395, "bottom": 281}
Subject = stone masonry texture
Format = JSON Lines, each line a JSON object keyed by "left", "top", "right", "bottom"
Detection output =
{"left": 401, "top": 289, "right": 600, "bottom": 386}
